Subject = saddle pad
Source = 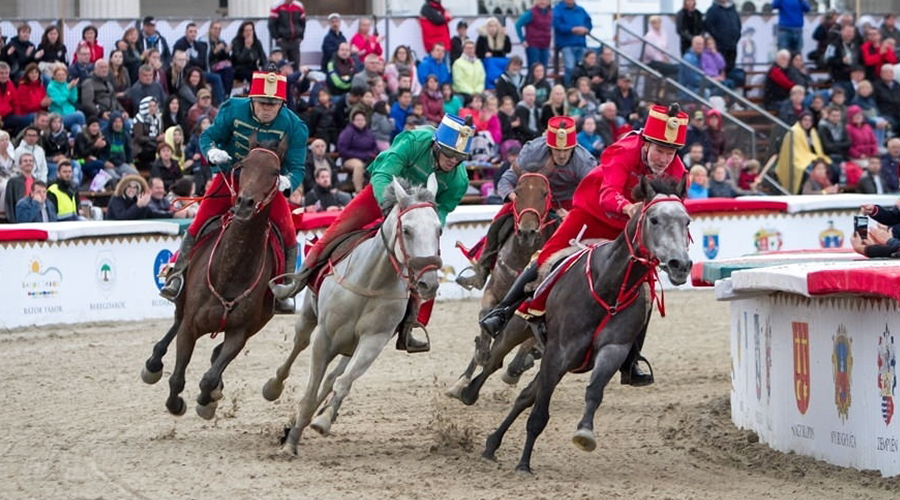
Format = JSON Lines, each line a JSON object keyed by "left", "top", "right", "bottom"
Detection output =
{"left": 532, "top": 240, "right": 612, "bottom": 299}
{"left": 309, "top": 227, "right": 380, "bottom": 295}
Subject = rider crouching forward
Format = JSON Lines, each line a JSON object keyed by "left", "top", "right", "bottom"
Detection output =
{"left": 271, "top": 114, "right": 474, "bottom": 353}
{"left": 456, "top": 116, "right": 595, "bottom": 290}
{"left": 159, "top": 71, "right": 309, "bottom": 313}
{"left": 479, "top": 103, "right": 689, "bottom": 386}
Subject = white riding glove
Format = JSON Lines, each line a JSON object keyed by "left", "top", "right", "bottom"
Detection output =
{"left": 278, "top": 175, "right": 292, "bottom": 192}
{"left": 207, "top": 148, "right": 232, "bottom": 165}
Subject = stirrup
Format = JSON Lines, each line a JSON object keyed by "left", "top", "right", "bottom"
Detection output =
{"left": 455, "top": 265, "right": 486, "bottom": 291}
{"left": 269, "top": 268, "right": 311, "bottom": 300}
{"left": 274, "top": 296, "right": 295, "bottom": 314}
{"left": 396, "top": 323, "right": 430, "bottom": 353}
{"left": 159, "top": 273, "right": 184, "bottom": 302}
{"left": 620, "top": 355, "right": 654, "bottom": 387}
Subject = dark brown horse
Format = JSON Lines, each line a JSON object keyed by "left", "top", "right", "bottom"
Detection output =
{"left": 141, "top": 139, "right": 286, "bottom": 419}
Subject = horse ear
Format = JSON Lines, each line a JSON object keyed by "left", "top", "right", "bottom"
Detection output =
{"left": 277, "top": 134, "right": 289, "bottom": 161}
{"left": 425, "top": 173, "right": 438, "bottom": 197}
{"left": 675, "top": 175, "right": 687, "bottom": 199}
{"left": 248, "top": 131, "right": 258, "bottom": 150}
{"left": 391, "top": 176, "right": 408, "bottom": 200}
{"left": 638, "top": 176, "right": 656, "bottom": 201}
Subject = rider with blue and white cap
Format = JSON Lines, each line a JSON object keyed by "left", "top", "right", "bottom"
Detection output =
{"left": 272, "top": 113, "right": 475, "bottom": 352}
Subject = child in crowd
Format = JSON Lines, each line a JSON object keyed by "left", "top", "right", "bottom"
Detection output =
{"left": 708, "top": 163, "right": 739, "bottom": 198}
{"left": 738, "top": 159, "right": 760, "bottom": 191}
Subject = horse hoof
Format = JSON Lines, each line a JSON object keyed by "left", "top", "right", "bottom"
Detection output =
{"left": 444, "top": 377, "right": 469, "bottom": 401}
{"left": 572, "top": 428, "right": 597, "bottom": 452}
{"left": 141, "top": 366, "right": 163, "bottom": 385}
{"left": 310, "top": 408, "right": 334, "bottom": 436}
{"left": 501, "top": 370, "right": 520, "bottom": 386}
{"left": 480, "top": 451, "right": 497, "bottom": 463}
{"left": 262, "top": 378, "right": 284, "bottom": 402}
{"left": 210, "top": 382, "right": 224, "bottom": 402}
{"left": 459, "top": 388, "right": 479, "bottom": 406}
{"left": 515, "top": 464, "right": 533, "bottom": 476}
{"left": 196, "top": 401, "right": 218, "bottom": 420}
{"left": 167, "top": 397, "right": 187, "bottom": 417}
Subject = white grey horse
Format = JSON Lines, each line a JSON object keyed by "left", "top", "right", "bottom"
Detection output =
{"left": 262, "top": 176, "right": 442, "bottom": 455}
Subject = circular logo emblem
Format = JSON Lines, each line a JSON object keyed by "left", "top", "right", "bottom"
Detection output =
{"left": 153, "top": 249, "right": 174, "bottom": 291}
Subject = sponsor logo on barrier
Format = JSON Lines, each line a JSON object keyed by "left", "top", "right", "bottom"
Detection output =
{"left": 753, "top": 228, "right": 783, "bottom": 252}
{"left": 833, "top": 325, "right": 853, "bottom": 423}
{"left": 765, "top": 316, "right": 772, "bottom": 402}
{"left": 878, "top": 325, "right": 896, "bottom": 426}
{"left": 22, "top": 258, "right": 62, "bottom": 299}
{"left": 703, "top": 230, "right": 719, "bottom": 260}
{"left": 754, "top": 314, "right": 761, "bottom": 401}
{"left": 153, "top": 249, "right": 174, "bottom": 291}
{"left": 95, "top": 251, "right": 116, "bottom": 295}
{"left": 818, "top": 220, "right": 844, "bottom": 249}
{"left": 793, "top": 322, "right": 810, "bottom": 415}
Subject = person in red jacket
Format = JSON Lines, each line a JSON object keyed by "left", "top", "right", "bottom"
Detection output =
{"left": 15, "top": 63, "right": 49, "bottom": 117}
{"left": 0, "top": 61, "right": 31, "bottom": 134}
{"left": 420, "top": 0, "right": 452, "bottom": 56}
{"left": 479, "top": 103, "right": 689, "bottom": 386}
{"left": 860, "top": 30, "right": 898, "bottom": 82}
{"left": 268, "top": 0, "right": 307, "bottom": 71}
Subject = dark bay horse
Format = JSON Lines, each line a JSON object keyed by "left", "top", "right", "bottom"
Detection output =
{"left": 446, "top": 172, "right": 553, "bottom": 400}
{"left": 141, "top": 140, "right": 286, "bottom": 419}
{"left": 480, "top": 177, "right": 692, "bottom": 474}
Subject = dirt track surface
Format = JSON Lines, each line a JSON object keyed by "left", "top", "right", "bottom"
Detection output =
{"left": 2, "top": 291, "right": 898, "bottom": 500}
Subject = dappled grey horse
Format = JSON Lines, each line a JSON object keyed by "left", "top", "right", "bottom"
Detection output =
{"left": 480, "top": 176, "right": 692, "bottom": 474}
{"left": 261, "top": 177, "right": 443, "bottom": 455}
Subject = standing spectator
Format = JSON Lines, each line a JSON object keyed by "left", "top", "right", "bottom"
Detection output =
{"left": 338, "top": 109, "right": 379, "bottom": 193}
{"left": 173, "top": 23, "right": 224, "bottom": 106}
{"left": 126, "top": 64, "right": 166, "bottom": 110}
{"left": 818, "top": 104, "right": 851, "bottom": 160}
{"left": 772, "top": 0, "right": 810, "bottom": 53}
{"left": 102, "top": 112, "right": 138, "bottom": 181}
{"left": 385, "top": 45, "right": 421, "bottom": 96}
{"left": 451, "top": 41, "right": 485, "bottom": 98}
{"left": 4, "top": 151, "right": 36, "bottom": 222}
{"left": 576, "top": 115, "right": 603, "bottom": 156}
{"left": 704, "top": 0, "right": 742, "bottom": 74}
{"left": 16, "top": 63, "right": 49, "bottom": 119}
{"left": 476, "top": 17, "right": 512, "bottom": 60}
{"left": 268, "top": 0, "right": 307, "bottom": 71}
{"left": 2, "top": 24, "right": 35, "bottom": 80}
{"left": 856, "top": 156, "right": 884, "bottom": 193}
{"left": 305, "top": 165, "right": 351, "bottom": 212}
{"left": 676, "top": 0, "right": 704, "bottom": 55}
{"left": 350, "top": 17, "right": 384, "bottom": 61}
{"left": 516, "top": 0, "right": 553, "bottom": 70}
{"left": 764, "top": 49, "right": 795, "bottom": 110}
{"left": 46, "top": 160, "right": 79, "bottom": 221}
{"left": 846, "top": 104, "right": 879, "bottom": 161}
{"left": 861, "top": 30, "right": 897, "bottom": 82}
{"left": 326, "top": 42, "right": 354, "bottom": 96}
{"left": 186, "top": 88, "right": 217, "bottom": 133}
{"left": 321, "top": 13, "right": 347, "bottom": 69}
{"left": 417, "top": 43, "right": 450, "bottom": 87}
{"left": 643, "top": 16, "right": 680, "bottom": 78}
{"left": 137, "top": 17, "right": 171, "bottom": 67}
{"left": 14, "top": 180, "right": 55, "bottom": 223}
{"left": 204, "top": 21, "right": 234, "bottom": 97}
{"left": 74, "top": 25, "right": 103, "bottom": 64}
{"left": 15, "top": 126, "right": 48, "bottom": 182}
{"left": 420, "top": 0, "right": 452, "bottom": 55}
{"left": 450, "top": 21, "right": 469, "bottom": 64}
{"left": 35, "top": 25, "right": 67, "bottom": 74}
{"left": 149, "top": 142, "right": 182, "bottom": 190}
{"left": 495, "top": 56, "right": 525, "bottom": 104}
{"left": 525, "top": 62, "right": 552, "bottom": 106}
{"left": 553, "top": 0, "right": 592, "bottom": 84}
{"left": 874, "top": 64, "right": 900, "bottom": 131}
{"left": 389, "top": 89, "right": 414, "bottom": 138}
{"left": 826, "top": 23, "right": 861, "bottom": 84}
{"left": 810, "top": 10, "right": 838, "bottom": 68}
{"left": 514, "top": 84, "right": 541, "bottom": 142}
{"left": 106, "top": 174, "right": 152, "bottom": 220}
{"left": 117, "top": 27, "right": 142, "bottom": 83}
{"left": 418, "top": 74, "right": 444, "bottom": 125}
{"left": 231, "top": 22, "right": 266, "bottom": 86}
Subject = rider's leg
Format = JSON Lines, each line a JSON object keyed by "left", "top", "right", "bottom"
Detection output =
{"left": 271, "top": 184, "right": 381, "bottom": 299}
{"left": 619, "top": 322, "right": 654, "bottom": 387}
{"left": 479, "top": 261, "right": 539, "bottom": 337}
{"left": 268, "top": 192, "right": 300, "bottom": 314}
{"left": 396, "top": 298, "right": 433, "bottom": 353}
{"left": 161, "top": 174, "right": 233, "bottom": 301}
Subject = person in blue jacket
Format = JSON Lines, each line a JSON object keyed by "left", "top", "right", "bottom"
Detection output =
{"left": 772, "top": 0, "right": 810, "bottom": 54}
{"left": 704, "top": 0, "right": 742, "bottom": 74}
{"left": 553, "top": 0, "right": 592, "bottom": 84}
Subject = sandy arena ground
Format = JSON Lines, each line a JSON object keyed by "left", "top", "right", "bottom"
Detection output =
{"left": 1, "top": 290, "right": 899, "bottom": 500}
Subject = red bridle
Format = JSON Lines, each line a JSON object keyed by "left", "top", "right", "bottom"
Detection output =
{"left": 380, "top": 201, "right": 443, "bottom": 296}
{"left": 512, "top": 173, "right": 554, "bottom": 234}
{"left": 222, "top": 147, "right": 281, "bottom": 217}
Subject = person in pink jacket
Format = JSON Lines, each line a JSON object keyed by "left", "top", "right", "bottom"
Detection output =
{"left": 846, "top": 104, "right": 879, "bottom": 160}
{"left": 350, "top": 17, "right": 383, "bottom": 61}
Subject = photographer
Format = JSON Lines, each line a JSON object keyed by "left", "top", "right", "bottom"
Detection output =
{"left": 852, "top": 202, "right": 900, "bottom": 257}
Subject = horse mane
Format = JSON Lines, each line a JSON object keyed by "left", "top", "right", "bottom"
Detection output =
{"left": 631, "top": 176, "right": 682, "bottom": 202}
{"left": 380, "top": 178, "right": 436, "bottom": 213}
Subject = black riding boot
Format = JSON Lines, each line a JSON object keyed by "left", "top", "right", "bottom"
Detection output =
{"left": 274, "top": 245, "right": 299, "bottom": 314}
{"left": 619, "top": 328, "right": 654, "bottom": 386}
{"left": 479, "top": 261, "right": 538, "bottom": 338}
{"left": 456, "top": 219, "right": 504, "bottom": 290}
{"left": 159, "top": 233, "right": 197, "bottom": 301}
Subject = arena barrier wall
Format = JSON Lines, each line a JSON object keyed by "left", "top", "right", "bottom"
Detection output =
{"left": 0, "top": 194, "right": 895, "bottom": 329}
{"left": 706, "top": 255, "right": 900, "bottom": 477}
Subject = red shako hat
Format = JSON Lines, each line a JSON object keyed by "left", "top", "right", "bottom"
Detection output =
{"left": 546, "top": 116, "right": 577, "bottom": 150}
{"left": 642, "top": 103, "right": 689, "bottom": 148}
{"left": 248, "top": 71, "right": 287, "bottom": 102}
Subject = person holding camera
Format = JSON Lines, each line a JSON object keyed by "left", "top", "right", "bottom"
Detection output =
{"left": 852, "top": 202, "right": 900, "bottom": 257}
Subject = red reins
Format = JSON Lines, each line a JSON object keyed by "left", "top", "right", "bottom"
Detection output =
{"left": 512, "top": 173, "right": 554, "bottom": 234}
{"left": 380, "top": 201, "right": 442, "bottom": 297}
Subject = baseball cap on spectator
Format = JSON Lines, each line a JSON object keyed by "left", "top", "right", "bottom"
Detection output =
{"left": 457, "top": 21, "right": 468, "bottom": 28}
{"left": 327, "top": 13, "right": 341, "bottom": 20}
{"left": 142, "top": 16, "right": 156, "bottom": 26}
{"left": 197, "top": 88, "right": 212, "bottom": 99}
{"left": 692, "top": 110, "right": 705, "bottom": 121}
{"left": 275, "top": 60, "right": 291, "bottom": 71}
{"left": 618, "top": 74, "right": 632, "bottom": 81}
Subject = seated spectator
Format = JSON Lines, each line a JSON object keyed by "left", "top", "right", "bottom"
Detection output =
{"left": 304, "top": 165, "right": 352, "bottom": 212}
{"left": 338, "top": 110, "right": 379, "bottom": 193}
{"left": 74, "top": 117, "right": 108, "bottom": 184}
{"left": 597, "top": 101, "right": 629, "bottom": 147}
{"left": 4, "top": 24, "right": 36, "bottom": 80}
{"left": 612, "top": 74, "right": 638, "bottom": 121}
{"left": 162, "top": 125, "right": 189, "bottom": 173}
{"left": 576, "top": 115, "right": 603, "bottom": 157}
{"left": 4, "top": 152, "right": 37, "bottom": 222}
{"left": 525, "top": 62, "right": 551, "bottom": 107}
{"left": 389, "top": 89, "right": 414, "bottom": 138}
{"left": 451, "top": 41, "right": 486, "bottom": 99}
{"left": 351, "top": 53, "right": 384, "bottom": 90}
{"left": 786, "top": 52, "right": 814, "bottom": 91}
{"left": 46, "top": 65, "right": 86, "bottom": 134}
{"left": 682, "top": 110, "right": 712, "bottom": 164}
{"left": 44, "top": 114, "right": 77, "bottom": 184}
{"left": 118, "top": 27, "right": 142, "bottom": 82}
{"left": 881, "top": 138, "right": 900, "bottom": 193}
{"left": 705, "top": 109, "right": 726, "bottom": 160}
{"left": 35, "top": 25, "right": 67, "bottom": 72}
{"left": 476, "top": 17, "right": 511, "bottom": 59}
{"left": 566, "top": 88, "right": 585, "bottom": 120}
{"left": 230, "top": 21, "right": 266, "bottom": 84}
{"left": 441, "top": 82, "right": 463, "bottom": 115}
{"left": 418, "top": 43, "right": 450, "bottom": 87}
{"left": 861, "top": 30, "right": 897, "bottom": 82}
{"left": 687, "top": 165, "right": 709, "bottom": 199}
{"left": 574, "top": 77, "right": 599, "bottom": 117}
{"left": 0, "top": 131, "right": 16, "bottom": 221}
{"left": 326, "top": 42, "right": 354, "bottom": 96}
{"left": 349, "top": 88, "right": 375, "bottom": 125}
{"left": 0, "top": 62, "right": 32, "bottom": 134}
{"left": 495, "top": 56, "right": 525, "bottom": 104}
{"left": 481, "top": 94, "right": 502, "bottom": 144}
{"left": 570, "top": 50, "right": 605, "bottom": 99}
{"left": 874, "top": 64, "right": 900, "bottom": 130}
{"left": 802, "top": 158, "right": 840, "bottom": 194}
{"left": 108, "top": 50, "right": 132, "bottom": 107}
{"left": 150, "top": 142, "right": 183, "bottom": 190}
{"left": 350, "top": 17, "right": 383, "bottom": 61}
{"left": 846, "top": 104, "right": 879, "bottom": 161}
{"left": 807, "top": 93, "right": 826, "bottom": 127}
{"left": 451, "top": 20, "right": 469, "bottom": 64}
{"left": 596, "top": 47, "right": 619, "bottom": 100}
{"left": 307, "top": 88, "right": 340, "bottom": 149}
{"left": 497, "top": 96, "right": 518, "bottom": 142}
{"left": 80, "top": 59, "right": 125, "bottom": 123}
{"left": 776, "top": 111, "right": 831, "bottom": 193}
{"left": 764, "top": 49, "right": 795, "bottom": 110}
{"left": 102, "top": 112, "right": 139, "bottom": 181}
{"left": 829, "top": 86, "right": 848, "bottom": 117}
{"left": 738, "top": 158, "right": 761, "bottom": 191}
{"left": 186, "top": 88, "right": 217, "bottom": 133}
{"left": 856, "top": 156, "right": 885, "bottom": 194}
{"left": 514, "top": 85, "right": 542, "bottom": 143}
{"left": 175, "top": 66, "right": 207, "bottom": 112}
{"left": 818, "top": 104, "right": 851, "bottom": 161}
{"left": 74, "top": 25, "right": 103, "bottom": 63}
{"left": 46, "top": 160, "right": 79, "bottom": 221}
{"left": 418, "top": 75, "right": 444, "bottom": 125}
{"left": 701, "top": 36, "right": 729, "bottom": 86}
{"left": 132, "top": 96, "right": 162, "bottom": 170}
{"left": 15, "top": 126, "right": 48, "bottom": 182}
{"left": 709, "top": 163, "right": 739, "bottom": 198}
{"left": 370, "top": 101, "right": 393, "bottom": 151}
{"left": 643, "top": 16, "right": 680, "bottom": 78}
{"left": 778, "top": 85, "right": 807, "bottom": 126}
{"left": 67, "top": 44, "right": 94, "bottom": 85}
{"left": 385, "top": 45, "right": 421, "bottom": 96}
{"left": 106, "top": 175, "right": 153, "bottom": 220}
{"left": 145, "top": 48, "right": 170, "bottom": 94}
{"left": 146, "top": 176, "right": 185, "bottom": 219}
{"left": 303, "top": 138, "right": 338, "bottom": 195}
{"left": 850, "top": 79, "right": 890, "bottom": 146}
{"left": 540, "top": 84, "right": 567, "bottom": 129}
{"left": 724, "top": 148, "right": 746, "bottom": 181}
{"left": 15, "top": 180, "right": 56, "bottom": 223}
{"left": 127, "top": 64, "right": 166, "bottom": 112}
{"left": 168, "top": 177, "right": 199, "bottom": 218}
{"left": 16, "top": 63, "right": 49, "bottom": 119}
{"left": 682, "top": 143, "right": 707, "bottom": 170}
{"left": 681, "top": 35, "right": 705, "bottom": 93}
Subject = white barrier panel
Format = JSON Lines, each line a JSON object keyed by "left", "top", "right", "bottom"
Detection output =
{"left": 730, "top": 294, "right": 900, "bottom": 477}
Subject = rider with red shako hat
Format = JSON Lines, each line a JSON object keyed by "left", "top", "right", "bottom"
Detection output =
{"left": 479, "top": 103, "right": 689, "bottom": 386}
{"left": 159, "top": 71, "right": 309, "bottom": 313}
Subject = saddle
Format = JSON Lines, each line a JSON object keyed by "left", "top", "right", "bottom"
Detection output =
{"left": 307, "top": 227, "right": 380, "bottom": 295}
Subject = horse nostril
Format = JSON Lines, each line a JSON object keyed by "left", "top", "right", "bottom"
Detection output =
{"left": 667, "top": 259, "right": 681, "bottom": 271}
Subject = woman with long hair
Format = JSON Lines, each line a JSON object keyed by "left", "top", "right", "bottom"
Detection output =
{"left": 162, "top": 94, "right": 187, "bottom": 132}
{"left": 481, "top": 94, "right": 503, "bottom": 144}
{"left": 525, "top": 62, "right": 551, "bottom": 107}
{"left": 476, "top": 17, "right": 511, "bottom": 59}
{"left": 417, "top": 74, "right": 444, "bottom": 125}
{"left": 108, "top": 49, "right": 132, "bottom": 110}
{"left": 17, "top": 63, "right": 50, "bottom": 118}
{"left": 178, "top": 67, "right": 208, "bottom": 110}
{"left": 384, "top": 45, "right": 421, "bottom": 95}
{"left": 35, "top": 25, "right": 67, "bottom": 76}
{"left": 540, "top": 83, "right": 567, "bottom": 128}
{"left": 117, "top": 27, "right": 143, "bottom": 83}
{"left": 230, "top": 21, "right": 266, "bottom": 84}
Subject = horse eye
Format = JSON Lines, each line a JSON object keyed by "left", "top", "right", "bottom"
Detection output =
{"left": 403, "top": 227, "right": 412, "bottom": 237}
{"left": 649, "top": 217, "right": 659, "bottom": 225}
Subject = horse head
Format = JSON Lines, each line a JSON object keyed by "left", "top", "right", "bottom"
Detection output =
{"left": 381, "top": 175, "right": 443, "bottom": 300}
{"left": 512, "top": 171, "right": 551, "bottom": 249}
{"left": 630, "top": 176, "right": 692, "bottom": 285}
{"left": 232, "top": 132, "right": 286, "bottom": 220}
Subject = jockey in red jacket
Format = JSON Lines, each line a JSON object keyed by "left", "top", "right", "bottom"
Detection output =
{"left": 479, "top": 103, "right": 689, "bottom": 386}
{"left": 159, "top": 71, "right": 308, "bottom": 313}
